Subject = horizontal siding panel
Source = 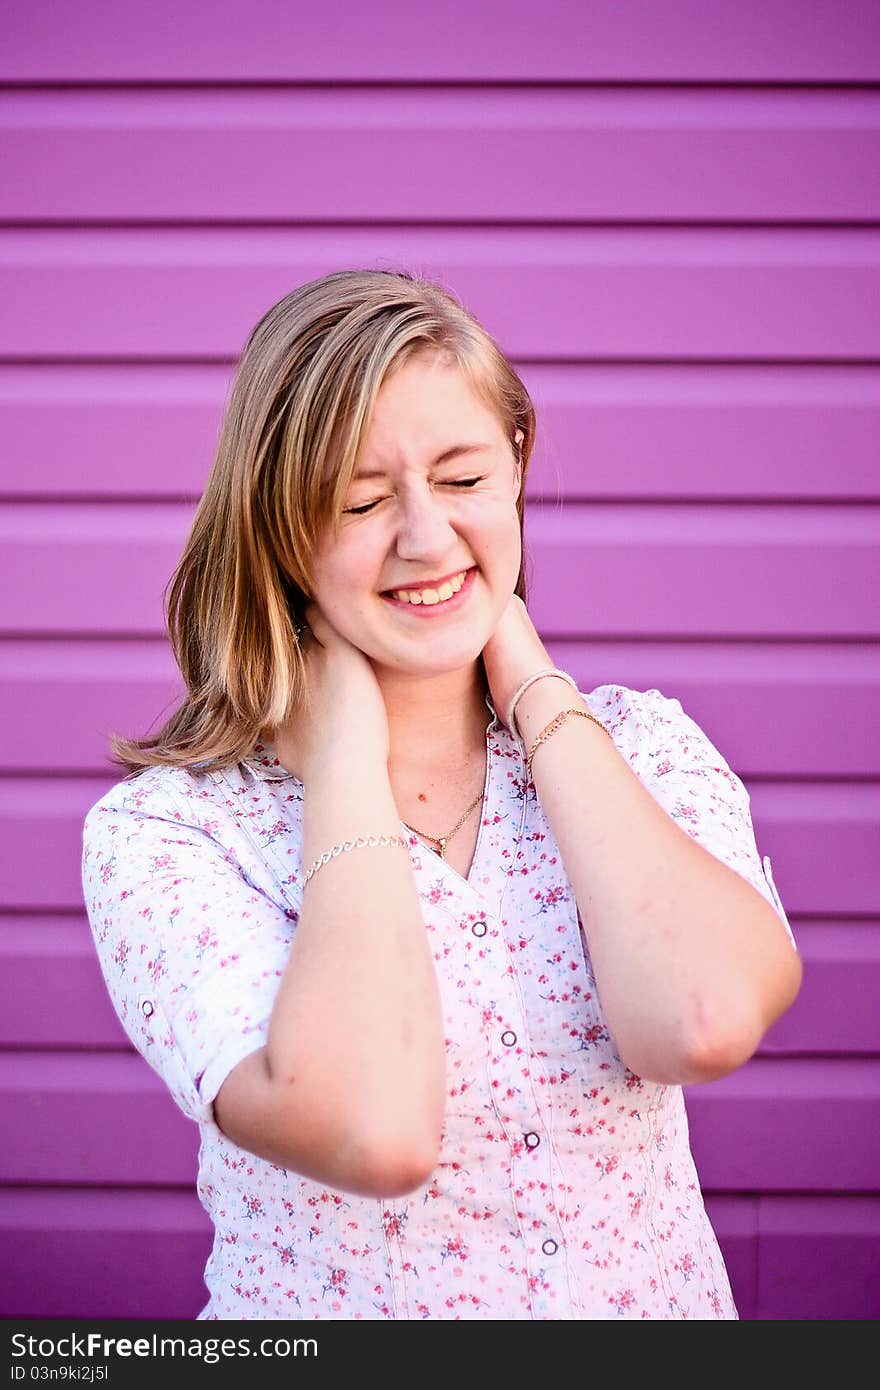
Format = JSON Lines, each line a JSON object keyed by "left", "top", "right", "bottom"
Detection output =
{"left": 3, "top": 1053, "right": 877, "bottom": 1189}
{"left": 548, "top": 641, "right": 880, "bottom": 779}
{"left": 527, "top": 505, "right": 879, "bottom": 638}
{"left": 4, "top": 1054, "right": 201, "bottom": 1185}
{"left": 0, "top": 1188, "right": 874, "bottom": 1320}
{"left": 529, "top": 365, "right": 880, "bottom": 502}
{"left": 3, "top": 228, "right": 879, "bottom": 362}
{"left": 0, "top": 1188, "right": 211, "bottom": 1319}
{"left": 755, "top": 1195, "right": 880, "bottom": 1320}
{"left": 0, "top": 918, "right": 129, "bottom": 1048}
{"left": 1, "top": 502, "right": 876, "bottom": 638}
{"left": 4, "top": 89, "right": 879, "bottom": 224}
{"left": 6, "top": 639, "right": 879, "bottom": 779}
{"left": 759, "top": 923, "right": 880, "bottom": 1055}
{"left": 3, "top": 363, "right": 880, "bottom": 502}
{"left": 2, "top": 0, "right": 877, "bottom": 82}
{"left": 1, "top": 776, "right": 875, "bottom": 916}
{"left": 4, "top": 915, "right": 877, "bottom": 1056}
{"left": 0, "top": 640, "right": 184, "bottom": 774}
{"left": 3, "top": 778, "right": 873, "bottom": 917}
{"left": 685, "top": 1058, "right": 880, "bottom": 1192}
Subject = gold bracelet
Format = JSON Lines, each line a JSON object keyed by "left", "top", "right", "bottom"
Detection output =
{"left": 525, "top": 708, "right": 612, "bottom": 780}
{"left": 302, "top": 834, "right": 410, "bottom": 888}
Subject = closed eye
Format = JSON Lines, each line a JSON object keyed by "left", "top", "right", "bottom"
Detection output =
{"left": 343, "top": 477, "right": 484, "bottom": 516}
{"left": 343, "top": 499, "right": 382, "bottom": 515}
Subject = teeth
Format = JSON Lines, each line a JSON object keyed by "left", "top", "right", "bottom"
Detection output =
{"left": 392, "top": 569, "right": 468, "bottom": 605}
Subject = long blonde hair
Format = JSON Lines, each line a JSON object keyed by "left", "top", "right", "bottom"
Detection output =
{"left": 113, "top": 268, "right": 537, "bottom": 773}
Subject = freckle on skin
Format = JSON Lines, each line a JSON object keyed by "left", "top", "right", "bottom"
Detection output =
{"left": 418, "top": 793, "right": 427, "bottom": 802}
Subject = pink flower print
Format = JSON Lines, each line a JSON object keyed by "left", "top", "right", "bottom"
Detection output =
{"left": 440, "top": 1235, "right": 467, "bottom": 1263}
{"left": 242, "top": 1194, "right": 265, "bottom": 1220}
{"left": 100, "top": 859, "right": 115, "bottom": 885}
{"left": 679, "top": 1252, "right": 695, "bottom": 1283}
{"left": 322, "top": 1268, "right": 349, "bottom": 1300}
{"left": 382, "top": 1207, "right": 409, "bottom": 1240}
{"left": 609, "top": 1288, "right": 636, "bottom": 1315}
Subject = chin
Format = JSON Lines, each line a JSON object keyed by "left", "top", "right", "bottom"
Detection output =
{"left": 375, "top": 634, "right": 488, "bottom": 676}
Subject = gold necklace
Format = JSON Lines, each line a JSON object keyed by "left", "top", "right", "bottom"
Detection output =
{"left": 403, "top": 787, "right": 484, "bottom": 860}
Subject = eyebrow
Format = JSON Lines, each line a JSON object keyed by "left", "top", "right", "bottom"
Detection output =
{"left": 352, "top": 442, "right": 491, "bottom": 482}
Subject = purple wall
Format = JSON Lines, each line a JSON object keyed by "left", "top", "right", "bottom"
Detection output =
{"left": 2, "top": 0, "right": 879, "bottom": 1321}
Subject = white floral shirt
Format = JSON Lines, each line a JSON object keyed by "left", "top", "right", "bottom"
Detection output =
{"left": 81, "top": 685, "right": 795, "bottom": 1320}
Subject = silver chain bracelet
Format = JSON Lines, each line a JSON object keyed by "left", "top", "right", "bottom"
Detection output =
{"left": 301, "top": 833, "right": 411, "bottom": 888}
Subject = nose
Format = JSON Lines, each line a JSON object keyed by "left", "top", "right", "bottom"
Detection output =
{"left": 394, "top": 483, "right": 458, "bottom": 563}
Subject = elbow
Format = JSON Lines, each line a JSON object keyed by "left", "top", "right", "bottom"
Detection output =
{"left": 676, "top": 1025, "right": 760, "bottom": 1085}
{"left": 618, "top": 949, "right": 805, "bottom": 1088}
{"left": 338, "top": 1129, "right": 441, "bottom": 1198}
{"left": 680, "top": 962, "right": 805, "bottom": 1085}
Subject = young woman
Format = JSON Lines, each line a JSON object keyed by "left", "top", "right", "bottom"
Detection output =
{"left": 82, "top": 268, "right": 802, "bottom": 1320}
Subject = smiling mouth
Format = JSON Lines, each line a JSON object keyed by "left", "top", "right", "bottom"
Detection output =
{"left": 382, "top": 567, "right": 472, "bottom": 606}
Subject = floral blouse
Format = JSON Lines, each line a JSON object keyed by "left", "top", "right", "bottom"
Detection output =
{"left": 81, "top": 684, "right": 795, "bottom": 1320}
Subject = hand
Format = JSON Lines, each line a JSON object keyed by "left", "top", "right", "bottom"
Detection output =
{"left": 272, "top": 603, "right": 391, "bottom": 784}
{"left": 481, "top": 594, "right": 556, "bottom": 732}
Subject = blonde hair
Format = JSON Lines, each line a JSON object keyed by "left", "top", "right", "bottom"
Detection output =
{"left": 113, "top": 268, "right": 537, "bottom": 774}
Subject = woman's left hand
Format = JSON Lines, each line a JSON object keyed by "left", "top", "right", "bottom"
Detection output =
{"left": 481, "top": 594, "right": 556, "bottom": 732}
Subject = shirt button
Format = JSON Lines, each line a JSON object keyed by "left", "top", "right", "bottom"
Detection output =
{"left": 501, "top": 1030, "right": 517, "bottom": 1047}
{"left": 542, "top": 1238, "right": 558, "bottom": 1256}
{"left": 471, "top": 920, "right": 487, "bottom": 937}
{"left": 141, "top": 1000, "right": 155, "bottom": 1018}
{"left": 524, "top": 1131, "right": 541, "bottom": 1150}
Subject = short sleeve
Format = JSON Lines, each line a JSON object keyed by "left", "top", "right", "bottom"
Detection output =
{"left": 81, "top": 776, "right": 293, "bottom": 1125}
{"left": 639, "top": 688, "right": 797, "bottom": 951}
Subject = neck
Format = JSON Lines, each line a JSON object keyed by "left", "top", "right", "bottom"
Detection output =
{"left": 375, "top": 660, "right": 491, "bottom": 775}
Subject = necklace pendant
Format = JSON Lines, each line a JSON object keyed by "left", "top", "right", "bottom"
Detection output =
{"left": 438, "top": 837, "right": 447, "bottom": 859}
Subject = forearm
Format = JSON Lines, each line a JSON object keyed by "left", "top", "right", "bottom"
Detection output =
{"left": 266, "top": 754, "right": 445, "bottom": 1160}
{"left": 515, "top": 681, "right": 802, "bottom": 1085}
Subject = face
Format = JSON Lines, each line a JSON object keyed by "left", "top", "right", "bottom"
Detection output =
{"left": 309, "top": 351, "right": 523, "bottom": 680}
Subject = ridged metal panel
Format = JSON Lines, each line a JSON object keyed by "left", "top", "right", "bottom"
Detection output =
{"left": 3, "top": 915, "right": 878, "bottom": 1055}
{"left": 3, "top": 364, "right": 879, "bottom": 501}
{"left": 1, "top": 1187, "right": 875, "bottom": 1320}
{"left": 3, "top": 89, "right": 879, "bottom": 223}
{"left": 5, "top": 638, "right": 878, "bottom": 776}
{"left": 3, "top": 1052, "right": 878, "bottom": 1190}
{"left": 2, "top": 0, "right": 878, "bottom": 82}
{"left": 1, "top": 502, "right": 877, "bottom": 636}
{"left": 3, "top": 228, "right": 879, "bottom": 361}
{"left": 3, "top": 2, "right": 878, "bottom": 1321}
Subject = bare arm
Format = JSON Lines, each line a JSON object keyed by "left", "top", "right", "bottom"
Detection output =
{"left": 214, "top": 616, "right": 445, "bottom": 1196}
{"left": 482, "top": 599, "right": 803, "bottom": 1087}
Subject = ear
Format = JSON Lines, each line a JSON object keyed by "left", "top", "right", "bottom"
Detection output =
{"left": 512, "top": 429, "right": 525, "bottom": 498}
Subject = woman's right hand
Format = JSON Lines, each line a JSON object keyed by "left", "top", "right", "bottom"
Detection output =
{"left": 272, "top": 601, "right": 391, "bottom": 784}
